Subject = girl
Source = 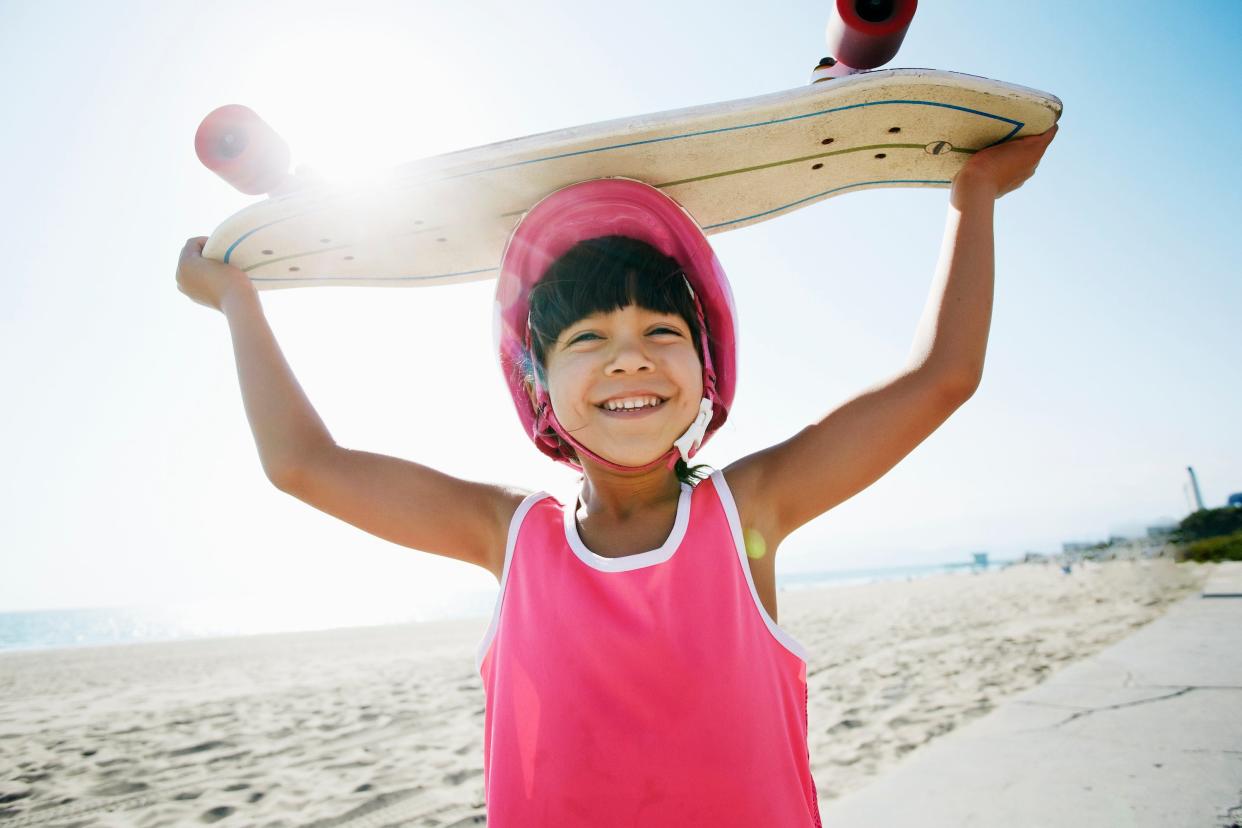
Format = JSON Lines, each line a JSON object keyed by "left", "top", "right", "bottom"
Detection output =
{"left": 176, "top": 123, "right": 1057, "bottom": 826}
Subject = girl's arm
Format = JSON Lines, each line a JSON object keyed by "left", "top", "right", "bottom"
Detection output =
{"left": 910, "top": 174, "right": 997, "bottom": 383}
{"left": 216, "top": 278, "right": 332, "bottom": 481}
{"left": 725, "top": 125, "right": 1059, "bottom": 550}
{"left": 177, "top": 238, "right": 523, "bottom": 578}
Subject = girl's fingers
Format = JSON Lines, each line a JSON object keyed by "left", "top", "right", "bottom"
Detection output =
{"left": 181, "top": 238, "right": 208, "bottom": 261}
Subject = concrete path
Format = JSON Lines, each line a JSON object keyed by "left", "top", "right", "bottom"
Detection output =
{"left": 825, "top": 562, "right": 1242, "bottom": 828}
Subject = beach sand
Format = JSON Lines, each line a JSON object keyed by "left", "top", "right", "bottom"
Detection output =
{"left": 0, "top": 558, "right": 1210, "bottom": 826}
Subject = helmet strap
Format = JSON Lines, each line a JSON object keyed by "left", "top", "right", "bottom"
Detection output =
{"left": 672, "top": 397, "right": 713, "bottom": 463}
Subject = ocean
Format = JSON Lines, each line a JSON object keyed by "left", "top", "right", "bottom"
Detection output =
{"left": 0, "top": 560, "right": 1006, "bottom": 654}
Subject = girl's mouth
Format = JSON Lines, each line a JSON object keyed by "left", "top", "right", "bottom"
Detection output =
{"left": 596, "top": 395, "right": 667, "bottom": 416}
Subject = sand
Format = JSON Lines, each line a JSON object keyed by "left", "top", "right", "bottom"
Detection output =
{"left": 0, "top": 558, "right": 1211, "bottom": 827}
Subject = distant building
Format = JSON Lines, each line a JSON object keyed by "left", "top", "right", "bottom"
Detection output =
{"left": 1228, "top": 492, "right": 1242, "bottom": 508}
{"left": 1062, "top": 541, "right": 1097, "bottom": 553}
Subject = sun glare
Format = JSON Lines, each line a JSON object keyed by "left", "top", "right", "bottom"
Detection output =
{"left": 238, "top": 21, "right": 458, "bottom": 186}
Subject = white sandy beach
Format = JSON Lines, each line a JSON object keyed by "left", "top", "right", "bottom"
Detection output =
{"left": 0, "top": 558, "right": 1211, "bottom": 826}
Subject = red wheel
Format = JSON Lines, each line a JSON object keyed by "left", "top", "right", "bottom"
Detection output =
{"left": 825, "top": 0, "right": 918, "bottom": 72}
{"left": 194, "top": 104, "right": 291, "bottom": 196}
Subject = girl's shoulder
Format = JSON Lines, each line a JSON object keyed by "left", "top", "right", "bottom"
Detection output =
{"left": 716, "top": 457, "right": 786, "bottom": 554}
{"left": 482, "top": 485, "right": 550, "bottom": 579}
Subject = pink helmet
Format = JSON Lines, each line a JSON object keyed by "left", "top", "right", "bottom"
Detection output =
{"left": 495, "top": 177, "right": 737, "bottom": 472}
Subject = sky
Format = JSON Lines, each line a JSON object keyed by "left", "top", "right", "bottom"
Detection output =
{"left": 2, "top": 0, "right": 1239, "bottom": 623}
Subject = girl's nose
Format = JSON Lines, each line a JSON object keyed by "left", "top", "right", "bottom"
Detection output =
{"left": 605, "top": 337, "right": 653, "bottom": 374}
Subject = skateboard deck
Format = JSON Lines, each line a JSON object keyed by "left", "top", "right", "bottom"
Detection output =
{"left": 202, "top": 68, "right": 1061, "bottom": 290}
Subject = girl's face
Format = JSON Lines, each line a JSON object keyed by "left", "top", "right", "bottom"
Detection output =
{"left": 542, "top": 304, "right": 704, "bottom": 468}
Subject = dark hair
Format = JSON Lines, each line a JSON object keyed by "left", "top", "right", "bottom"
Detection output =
{"left": 525, "top": 235, "right": 710, "bottom": 485}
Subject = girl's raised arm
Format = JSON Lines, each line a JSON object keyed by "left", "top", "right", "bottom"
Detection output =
{"left": 725, "top": 126, "right": 1058, "bottom": 554}
{"left": 176, "top": 237, "right": 524, "bottom": 578}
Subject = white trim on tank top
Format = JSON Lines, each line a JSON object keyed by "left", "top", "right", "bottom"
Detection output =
{"left": 475, "top": 489, "right": 550, "bottom": 675}
{"left": 563, "top": 481, "right": 693, "bottom": 572}
{"left": 710, "top": 469, "right": 811, "bottom": 664}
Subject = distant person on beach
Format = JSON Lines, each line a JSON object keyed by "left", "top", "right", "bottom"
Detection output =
{"left": 176, "top": 125, "right": 1056, "bottom": 825}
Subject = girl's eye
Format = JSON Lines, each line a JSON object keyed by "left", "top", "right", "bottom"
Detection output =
{"left": 564, "top": 326, "right": 679, "bottom": 344}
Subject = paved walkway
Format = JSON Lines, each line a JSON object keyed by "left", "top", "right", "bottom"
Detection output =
{"left": 825, "top": 562, "right": 1242, "bottom": 828}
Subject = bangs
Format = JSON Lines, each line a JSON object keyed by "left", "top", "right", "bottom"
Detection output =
{"left": 526, "top": 235, "right": 702, "bottom": 371}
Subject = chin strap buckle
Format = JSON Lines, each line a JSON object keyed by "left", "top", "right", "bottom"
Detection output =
{"left": 673, "top": 397, "right": 713, "bottom": 463}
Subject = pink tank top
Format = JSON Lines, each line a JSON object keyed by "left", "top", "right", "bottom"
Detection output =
{"left": 476, "top": 470, "right": 821, "bottom": 826}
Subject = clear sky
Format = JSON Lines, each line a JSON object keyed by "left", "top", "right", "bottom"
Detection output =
{"left": 2, "top": 0, "right": 1239, "bottom": 622}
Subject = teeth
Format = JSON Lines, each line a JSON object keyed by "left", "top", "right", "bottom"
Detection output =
{"left": 603, "top": 396, "right": 661, "bottom": 411}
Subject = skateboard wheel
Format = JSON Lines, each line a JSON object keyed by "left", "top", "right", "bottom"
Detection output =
{"left": 825, "top": 0, "right": 917, "bottom": 72}
{"left": 195, "top": 104, "right": 292, "bottom": 196}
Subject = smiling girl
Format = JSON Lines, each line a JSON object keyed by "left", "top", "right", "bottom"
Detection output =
{"left": 177, "top": 123, "right": 1056, "bottom": 826}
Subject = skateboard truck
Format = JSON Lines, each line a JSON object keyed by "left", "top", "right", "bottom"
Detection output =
{"left": 812, "top": 56, "right": 847, "bottom": 84}
{"left": 810, "top": 0, "right": 918, "bottom": 83}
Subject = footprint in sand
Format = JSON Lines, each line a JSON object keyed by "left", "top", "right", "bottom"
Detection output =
{"left": 86, "top": 780, "right": 148, "bottom": 797}
{"left": 444, "top": 768, "right": 482, "bottom": 786}
{"left": 887, "top": 715, "right": 922, "bottom": 728}
{"left": 200, "top": 805, "right": 234, "bottom": 823}
{"left": 826, "top": 718, "right": 865, "bottom": 734}
{"left": 168, "top": 740, "right": 233, "bottom": 757}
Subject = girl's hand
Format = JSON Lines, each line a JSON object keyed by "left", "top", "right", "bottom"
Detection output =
{"left": 177, "top": 237, "right": 255, "bottom": 312}
{"left": 952, "top": 123, "right": 1059, "bottom": 204}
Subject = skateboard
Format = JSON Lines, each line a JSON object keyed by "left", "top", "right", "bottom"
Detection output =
{"left": 196, "top": 0, "right": 1061, "bottom": 290}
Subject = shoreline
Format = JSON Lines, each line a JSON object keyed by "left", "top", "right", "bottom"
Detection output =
{"left": 0, "top": 558, "right": 1020, "bottom": 657}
